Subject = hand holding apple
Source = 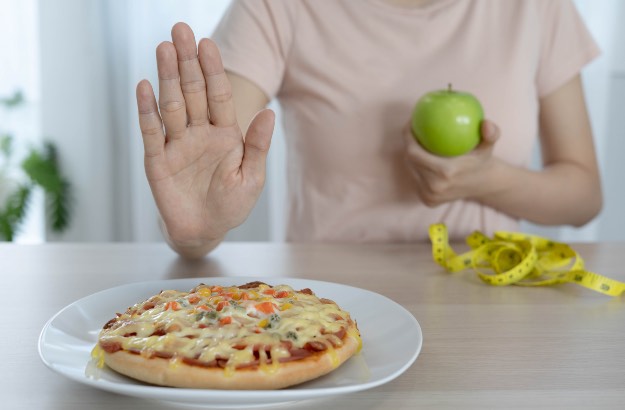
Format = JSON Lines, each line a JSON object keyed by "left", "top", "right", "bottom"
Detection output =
{"left": 403, "top": 118, "right": 500, "bottom": 207}
{"left": 411, "top": 84, "right": 484, "bottom": 157}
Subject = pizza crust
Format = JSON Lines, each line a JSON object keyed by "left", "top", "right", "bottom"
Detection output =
{"left": 102, "top": 324, "right": 360, "bottom": 389}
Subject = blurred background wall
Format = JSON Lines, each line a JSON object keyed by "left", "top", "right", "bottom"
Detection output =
{"left": 1, "top": 0, "right": 623, "bottom": 244}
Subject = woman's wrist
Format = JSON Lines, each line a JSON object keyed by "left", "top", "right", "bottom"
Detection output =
{"left": 463, "top": 155, "right": 512, "bottom": 204}
{"left": 159, "top": 217, "right": 225, "bottom": 259}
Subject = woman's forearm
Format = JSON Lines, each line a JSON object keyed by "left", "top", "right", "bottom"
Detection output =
{"left": 476, "top": 158, "right": 602, "bottom": 227}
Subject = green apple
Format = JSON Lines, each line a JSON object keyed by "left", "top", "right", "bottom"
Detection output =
{"left": 411, "top": 84, "right": 484, "bottom": 157}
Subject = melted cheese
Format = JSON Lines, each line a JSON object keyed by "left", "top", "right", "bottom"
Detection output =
{"left": 98, "top": 284, "right": 359, "bottom": 372}
{"left": 90, "top": 344, "right": 105, "bottom": 368}
{"left": 347, "top": 326, "right": 363, "bottom": 353}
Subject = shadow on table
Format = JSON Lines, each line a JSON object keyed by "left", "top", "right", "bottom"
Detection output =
{"left": 165, "top": 256, "right": 226, "bottom": 279}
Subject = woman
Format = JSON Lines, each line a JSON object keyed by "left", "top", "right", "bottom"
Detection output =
{"left": 136, "top": 0, "right": 602, "bottom": 258}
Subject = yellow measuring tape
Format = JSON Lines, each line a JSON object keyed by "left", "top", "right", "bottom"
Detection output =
{"left": 429, "top": 223, "right": 625, "bottom": 297}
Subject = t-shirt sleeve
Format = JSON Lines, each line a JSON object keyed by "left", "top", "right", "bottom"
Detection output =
{"left": 211, "top": 0, "right": 297, "bottom": 99}
{"left": 535, "top": 0, "right": 600, "bottom": 98}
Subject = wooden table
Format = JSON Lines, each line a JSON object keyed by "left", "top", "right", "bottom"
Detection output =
{"left": 2, "top": 242, "right": 624, "bottom": 409}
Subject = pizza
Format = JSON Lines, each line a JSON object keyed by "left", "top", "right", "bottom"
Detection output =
{"left": 92, "top": 281, "right": 362, "bottom": 389}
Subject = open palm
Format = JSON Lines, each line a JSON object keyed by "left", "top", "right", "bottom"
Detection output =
{"left": 136, "top": 23, "right": 274, "bottom": 247}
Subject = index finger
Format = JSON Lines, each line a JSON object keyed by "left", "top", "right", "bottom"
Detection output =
{"left": 136, "top": 79, "right": 165, "bottom": 159}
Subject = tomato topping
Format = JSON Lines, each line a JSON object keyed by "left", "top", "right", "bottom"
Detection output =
{"left": 255, "top": 301, "right": 276, "bottom": 314}
{"left": 164, "top": 301, "right": 180, "bottom": 311}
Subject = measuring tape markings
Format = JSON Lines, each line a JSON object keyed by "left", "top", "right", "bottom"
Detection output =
{"left": 428, "top": 224, "right": 625, "bottom": 297}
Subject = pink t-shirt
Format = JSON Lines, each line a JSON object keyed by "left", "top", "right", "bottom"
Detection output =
{"left": 212, "top": 0, "right": 599, "bottom": 242}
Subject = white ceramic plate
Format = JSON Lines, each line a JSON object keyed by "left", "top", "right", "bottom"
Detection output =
{"left": 39, "top": 277, "right": 422, "bottom": 408}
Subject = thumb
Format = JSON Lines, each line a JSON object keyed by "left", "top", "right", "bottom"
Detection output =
{"left": 475, "top": 119, "right": 499, "bottom": 151}
{"left": 241, "top": 109, "right": 275, "bottom": 181}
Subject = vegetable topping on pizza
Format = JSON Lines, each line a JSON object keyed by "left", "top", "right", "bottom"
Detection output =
{"left": 93, "top": 281, "right": 362, "bottom": 389}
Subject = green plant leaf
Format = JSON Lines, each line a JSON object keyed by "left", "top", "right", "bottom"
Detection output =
{"left": 0, "top": 92, "right": 73, "bottom": 239}
{"left": 43, "top": 141, "right": 58, "bottom": 165}
{"left": 20, "top": 141, "right": 73, "bottom": 234}
{"left": 0, "top": 90, "right": 25, "bottom": 108}
{"left": 21, "top": 148, "right": 62, "bottom": 193}
{"left": 47, "top": 179, "right": 72, "bottom": 232}
{"left": 0, "top": 134, "right": 12, "bottom": 159}
{"left": 0, "top": 184, "right": 32, "bottom": 241}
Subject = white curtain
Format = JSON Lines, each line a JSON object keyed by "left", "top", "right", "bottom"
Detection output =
{"left": 23, "top": 0, "right": 625, "bottom": 243}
